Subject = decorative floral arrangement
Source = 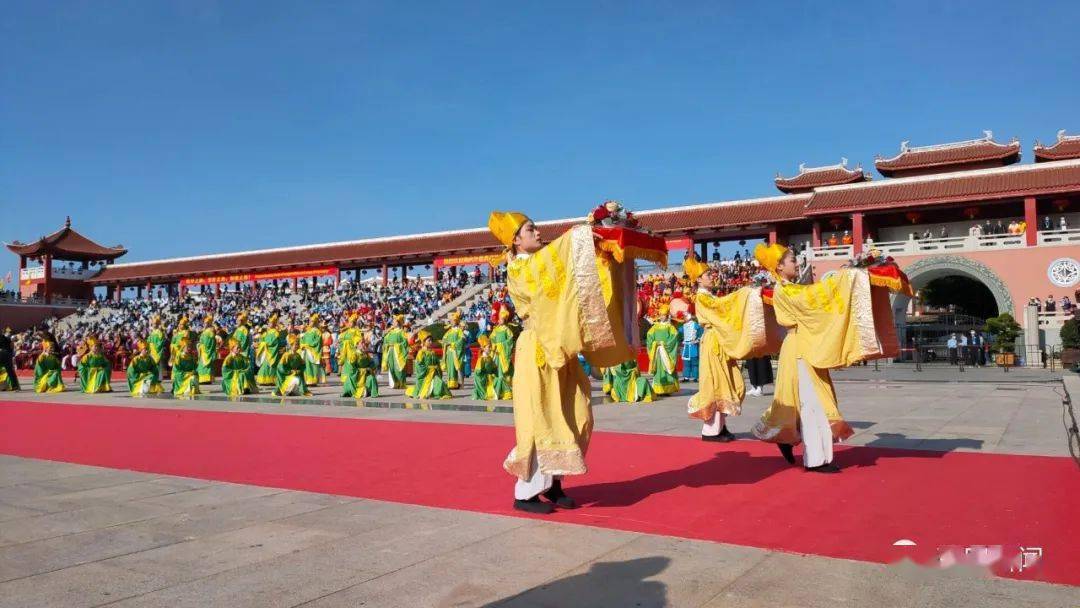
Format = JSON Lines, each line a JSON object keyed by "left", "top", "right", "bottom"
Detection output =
{"left": 749, "top": 271, "right": 775, "bottom": 288}
{"left": 587, "top": 199, "right": 642, "bottom": 230}
{"left": 845, "top": 249, "right": 895, "bottom": 269}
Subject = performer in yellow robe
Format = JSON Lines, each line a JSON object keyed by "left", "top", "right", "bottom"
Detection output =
{"left": 221, "top": 338, "right": 258, "bottom": 397}
{"left": 381, "top": 314, "right": 410, "bottom": 389}
{"left": 231, "top": 312, "right": 255, "bottom": 377}
{"left": 750, "top": 243, "right": 902, "bottom": 472}
{"left": 33, "top": 341, "right": 65, "bottom": 393}
{"left": 683, "top": 256, "right": 779, "bottom": 442}
{"left": 196, "top": 315, "right": 218, "bottom": 384}
{"left": 275, "top": 334, "right": 312, "bottom": 397}
{"left": 299, "top": 314, "right": 326, "bottom": 386}
{"left": 489, "top": 210, "right": 640, "bottom": 514}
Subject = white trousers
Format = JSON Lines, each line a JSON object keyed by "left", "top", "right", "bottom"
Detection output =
{"left": 512, "top": 450, "right": 553, "bottom": 500}
{"left": 701, "top": 411, "right": 726, "bottom": 436}
{"left": 797, "top": 360, "right": 833, "bottom": 467}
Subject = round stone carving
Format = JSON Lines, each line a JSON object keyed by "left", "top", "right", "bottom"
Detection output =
{"left": 1047, "top": 258, "right": 1080, "bottom": 288}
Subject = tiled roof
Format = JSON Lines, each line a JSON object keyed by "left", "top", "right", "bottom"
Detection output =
{"left": 774, "top": 162, "right": 869, "bottom": 193}
{"left": 88, "top": 196, "right": 812, "bottom": 284}
{"left": 1034, "top": 131, "right": 1080, "bottom": 162}
{"left": 807, "top": 159, "right": 1080, "bottom": 214}
{"left": 5, "top": 217, "right": 127, "bottom": 261}
{"left": 875, "top": 134, "right": 1020, "bottom": 177}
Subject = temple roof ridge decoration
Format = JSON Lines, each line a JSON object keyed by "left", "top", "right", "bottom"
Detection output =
{"left": 774, "top": 158, "right": 870, "bottom": 193}
{"left": 875, "top": 131, "right": 1021, "bottom": 178}
{"left": 1034, "top": 129, "right": 1080, "bottom": 162}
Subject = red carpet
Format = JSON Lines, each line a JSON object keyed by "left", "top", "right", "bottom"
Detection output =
{"left": 1, "top": 401, "right": 1076, "bottom": 586}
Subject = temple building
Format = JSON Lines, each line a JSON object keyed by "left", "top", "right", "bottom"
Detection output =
{"left": 5, "top": 217, "right": 126, "bottom": 303}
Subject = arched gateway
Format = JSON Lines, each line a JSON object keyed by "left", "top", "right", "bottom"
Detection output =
{"left": 893, "top": 255, "right": 1014, "bottom": 318}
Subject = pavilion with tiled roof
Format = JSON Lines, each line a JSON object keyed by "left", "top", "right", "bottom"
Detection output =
{"left": 5, "top": 217, "right": 126, "bottom": 303}
{"left": 774, "top": 159, "right": 870, "bottom": 193}
{"left": 874, "top": 131, "right": 1021, "bottom": 178}
{"left": 1034, "top": 130, "right": 1080, "bottom": 163}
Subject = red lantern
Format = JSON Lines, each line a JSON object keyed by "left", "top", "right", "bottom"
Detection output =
{"left": 829, "top": 217, "right": 844, "bottom": 229}
{"left": 964, "top": 207, "right": 980, "bottom": 220}
{"left": 1053, "top": 199, "right": 1071, "bottom": 212}
{"left": 905, "top": 211, "right": 922, "bottom": 224}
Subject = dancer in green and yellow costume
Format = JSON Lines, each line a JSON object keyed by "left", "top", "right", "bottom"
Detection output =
{"left": 221, "top": 338, "right": 258, "bottom": 397}
{"left": 440, "top": 311, "right": 467, "bottom": 390}
{"left": 405, "top": 335, "right": 452, "bottom": 399}
{"left": 127, "top": 340, "right": 164, "bottom": 396}
{"left": 645, "top": 304, "right": 680, "bottom": 395}
{"left": 0, "top": 358, "right": 14, "bottom": 391}
{"left": 170, "top": 317, "right": 196, "bottom": 372}
{"left": 607, "top": 359, "right": 653, "bottom": 403}
{"left": 196, "top": 315, "right": 218, "bottom": 383}
{"left": 232, "top": 312, "right": 255, "bottom": 377}
{"left": 299, "top": 314, "right": 325, "bottom": 386}
{"left": 489, "top": 307, "right": 515, "bottom": 396}
{"left": 78, "top": 338, "right": 112, "bottom": 394}
{"left": 472, "top": 334, "right": 510, "bottom": 400}
{"left": 255, "top": 314, "right": 285, "bottom": 385}
{"left": 381, "top": 314, "right": 409, "bottom": 389}
{"left": 171, "top": 337, "right": 201, "bottom": 398}
{"left": 274, "top": 333, "right": 311, "bottom": 396}
{"left": 340, "top": 327, "right": 379, "bottom": 399}
{"left": 34, "top": 341, "right": 65, "bottom": 393}
{"left": 147, "top": 315, "right": 167, "bottom": 372}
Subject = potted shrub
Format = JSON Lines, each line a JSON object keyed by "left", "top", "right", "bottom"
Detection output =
{"left": 986, "top": 313, "right": 1022, "bottom": 366}
{"left": 1060, "top": 318, "right": 1080, "bottom": 371}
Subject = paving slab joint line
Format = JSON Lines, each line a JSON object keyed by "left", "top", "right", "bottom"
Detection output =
{"left": 289, "top": 518, "right": 537, "bottom": 607}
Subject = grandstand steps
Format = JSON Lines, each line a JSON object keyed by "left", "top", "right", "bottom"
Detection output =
{"left": 425, "top": 283, "right": 489, "bottom": 325}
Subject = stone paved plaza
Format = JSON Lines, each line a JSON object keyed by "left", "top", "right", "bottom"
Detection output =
{"left": 1, "top": 374, "right": 1077, "bottom": 607}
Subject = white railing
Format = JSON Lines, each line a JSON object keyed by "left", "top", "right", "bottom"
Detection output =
{"left": 1037, "top": 228, "right": 1080, "bottom": 247}
{"left": 806, "top": 245, "right": 853, "bottom": 260}
{"left": 808, "top": 232, "right": 1034, "bottom": 260}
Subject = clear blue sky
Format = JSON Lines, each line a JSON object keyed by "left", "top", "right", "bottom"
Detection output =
{"left": 3, "top": 1, "right": 1079, "bottom": 279}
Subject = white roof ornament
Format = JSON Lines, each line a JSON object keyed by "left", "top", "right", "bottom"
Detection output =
{"left": 983, "top": 130, "right": 994, "bottom": 140}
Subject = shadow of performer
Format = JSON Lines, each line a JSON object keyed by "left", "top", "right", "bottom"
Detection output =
{"left": 570, "top": 450, "right": 788, "bottom": 508}
{"left": 483, "top": 556, "right": 669, "bottom": 607}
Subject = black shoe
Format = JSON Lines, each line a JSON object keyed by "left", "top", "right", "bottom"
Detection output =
{"left": 513, "top": 497, "right": 555, "bottom": 514}
{"left": 718, "top": 425, "right": 736, "bottom": 441}
{"left": 542, "top": 479, "right": 578, "bottom": 509}
{"left": 778, "top": 443, "right": 796, "bottom": 465}
{"left": 805, "top": 463, "right": 841, "bottom": 474}
{"left": 702, "top": 434, "right": 726, "bottom": 442}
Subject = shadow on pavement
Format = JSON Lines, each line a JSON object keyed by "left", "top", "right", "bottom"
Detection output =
{"left": 482, "top": 556, "right": 669, "bottom": 607}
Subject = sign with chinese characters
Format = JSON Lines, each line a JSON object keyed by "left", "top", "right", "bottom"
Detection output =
{"left": 180, "top": 266, "right": 338, "bottom": 287}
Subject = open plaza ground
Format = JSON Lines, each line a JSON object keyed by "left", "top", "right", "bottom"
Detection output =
{"left": 1, "top": 371, "right": 1077, "bottom": 607}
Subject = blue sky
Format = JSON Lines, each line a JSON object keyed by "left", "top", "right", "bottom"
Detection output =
{"left": 3, "top": 1, "right": 1079, "bottom": 279}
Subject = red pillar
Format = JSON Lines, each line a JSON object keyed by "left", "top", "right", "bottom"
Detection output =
{"left": 292, "top": 277, "right": 298, "bottom": 291}
{"left": 811, "top": 221, "right": 822, "bottom": 248}
{"left": 1024, "top": 196, "right": 1037, "bottom": 246}
{"left": 113, "top": 285, "right": 121, "bottom": 302}
{"left": 145, "top": 281, "right": 152, "bottom": 299}
{"left": 381, "top": 264, "right": 388, "bottom": 286}
{"left": 768, "top": 227, "right": 777, "bottom": 245}
{"left": 42, "top": 254, "right": 52, "bottom": 304}
{"left": 432, "top": 263, "right": 439, "bottom": 282}
{"left": 851, "top": 212, "right": 864, "bottom": 255}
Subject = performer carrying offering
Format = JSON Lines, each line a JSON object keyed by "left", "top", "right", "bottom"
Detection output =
{"left": 683, "top": 255, "right": 778, "bottom": 442}
{"left": 489, "top": 208, "right": 663, "bottom": 514}
{"left": 751, "top": 244, "right": 907, "bottom": 472}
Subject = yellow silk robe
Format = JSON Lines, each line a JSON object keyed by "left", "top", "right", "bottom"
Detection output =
{"left": 504, "top": 225, "right": 636, "bottom": 480}
{"left": 752, "top": 268, "right": 900, "bottom": 445}
{"left": 688, "top": 287, "right": 781, "bottom": 421}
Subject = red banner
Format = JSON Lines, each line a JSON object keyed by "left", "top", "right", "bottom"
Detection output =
{"left": 180, "top": 266, "right": 339, "bottom": 287}
{"left": 664, "top": 237, "right": 692, "bottom": 251}
{"left": 434, "top": 254, "right": 495, "bottom": 268}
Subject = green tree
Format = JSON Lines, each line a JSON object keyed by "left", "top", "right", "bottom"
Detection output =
{"left": 986, "top": 313, "right": 1022, "bottom": 353}
{"left": 1061, "top": 319, "right": 1080, "bottom": 350}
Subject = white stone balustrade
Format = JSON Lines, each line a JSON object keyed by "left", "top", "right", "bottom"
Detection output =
{"left": 807, "top": 229, "right": 1077, "bottom": 261}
